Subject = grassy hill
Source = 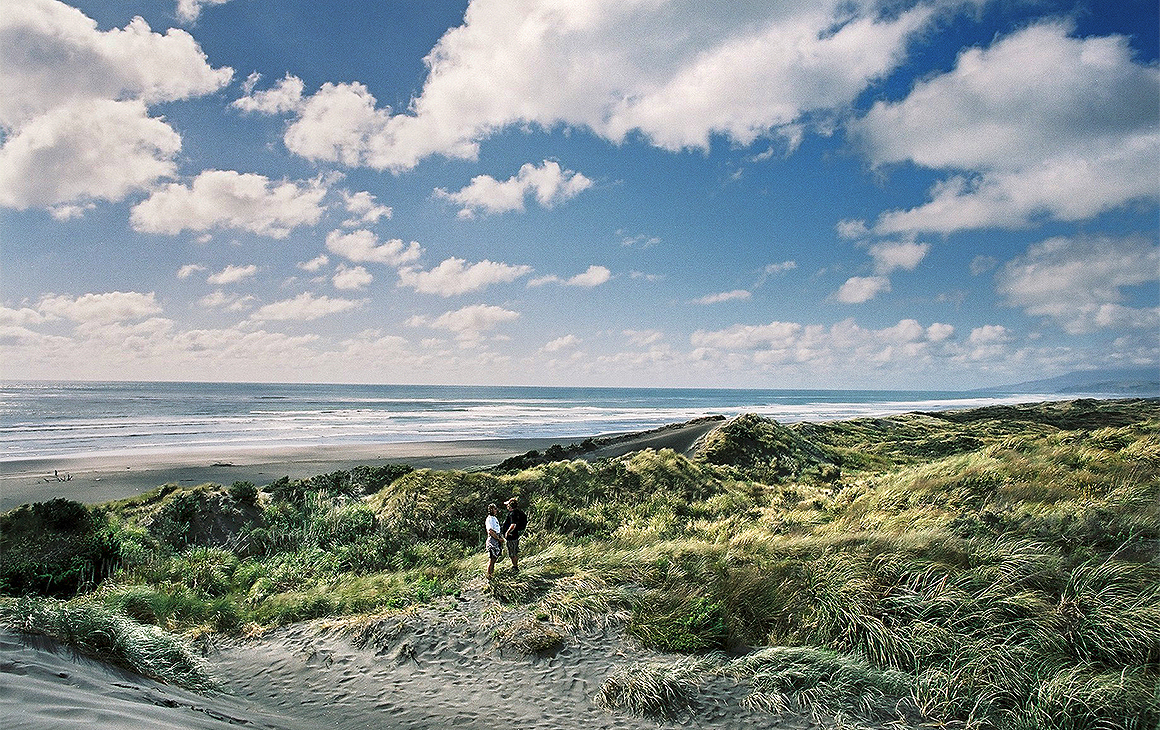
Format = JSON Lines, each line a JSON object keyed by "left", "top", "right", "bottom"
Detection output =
{"left": 3, "top": 398, "right": 1158, "bottom": 729}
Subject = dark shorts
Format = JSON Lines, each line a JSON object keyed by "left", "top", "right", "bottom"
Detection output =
{"left": 487, "top": 538, "right": 503, "bottom": 561}
{"left": 505, "top": 537, "right": 519, "bottom": 559}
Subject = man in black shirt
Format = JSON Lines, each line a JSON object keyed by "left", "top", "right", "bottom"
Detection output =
{"left": 501, "top": 496, "right": 528, "bottom": 573}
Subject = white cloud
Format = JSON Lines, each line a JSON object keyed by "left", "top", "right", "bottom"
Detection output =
{"left": 926, "top": 322, "right": 955, "bottom": 342}
{"left": 325, "top": 229, "right": 423, "bottom": 265}
{"left": 397, "top": 258, "right": 532, "bottom": 296}
{"left": 412, "top": 304, "right": 520, "bottom": 342}
{"left": 856, "top": 21, "right": 1160, "bottom": 233}
{"left": 434, "top": 160, "right": 592, "bottom": 217}
{"left": 232, "top": 72, "right": 305, "bottom": 114}
{"left": 207, "top": 264, "right": 258, "bottom": 285}
{"left": 255, "top": 1, "right": 944, "bottom": 170}
{"left": 176, "top": 0, "right": 233, "bottom": 23}
{"left": 333, "top": 265, "right": 373, "bottom": 291}
{"left": 870, "top": 241, "right": 928, "bottom": 274}
{"left": 529, "top": 265, "right": 612, "bottom": 288}
{"left": 0, "top": 305, "right": 48, "bottom": 326}
{"left": 564, "top": 265, "right": 611, "bottom": 288}
{"left": 836, "top": 219, "right": 869, "bottom": 239}
{"left": 542, "top": 334, "right": 580, "bottom": 352}
{"left": 995, "top": 235, "right": 1159, "bottom": 334}
{"left": 835, "top": 275, "right": 891, "bottom": 304}
{"left": 764, "top": 261, "right": 798, "bottom": 275}
{"left": 619, "top": 230, "right": 662, "bottom": 249}
{"left": 0, "top": 1, "right": 232, "bottom": 210}
{"left": 297, "top": 255, "right": 329, "bottom": 272}
{"left": 969, "top": 325, "right": 1011, "bottom": 345}
{"left": 130, "top": 170, "right": 327, "bottom": 238}
{"left": 177, "top": 264, "right": 207, "bottom": 279}
{"left": 624, "top": 330, "right": 664, "bottom": 347}
{"left": 969, "top": 256, "right": 997, "bottom": 276}
{"left": 341, "top": 190, "right": 392, "bottom": 227}
{"left": 198, "top": 290, "right": 254, "bottom": 311}
{"left": 49, "top": 202, "right": 95, "bottom": 220}
{"left": 694, "top": 289, "right": 751, "bottom": 305}
{"left": 37, "top": 291, "right": 162, "bottom": 324}
{"left": 0, "top": 100, "right": 181, "bottom": 209}
{"left": 249, "top": 293, "right": 364, "bottom": 322}
{"left": 690, "top": 321, "right": 802, "bottom": 350}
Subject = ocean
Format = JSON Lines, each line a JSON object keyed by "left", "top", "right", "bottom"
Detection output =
{"left": 1, "top": 380, "right": 1064, "bottom": 462}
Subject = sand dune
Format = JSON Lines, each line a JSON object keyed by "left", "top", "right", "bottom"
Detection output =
{"left": 2, "top": 579, "right": 807, "bottom": 730}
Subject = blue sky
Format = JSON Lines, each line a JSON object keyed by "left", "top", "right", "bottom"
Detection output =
{"left": 1, "top": 0, "right": 1157, "bottom": 389}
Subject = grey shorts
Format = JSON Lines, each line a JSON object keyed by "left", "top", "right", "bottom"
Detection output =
{"left": 487, "top": 538, "right": 503, "bottom": 560}
{"left": 505, "top": 537, "right": 519, "bottom": 559}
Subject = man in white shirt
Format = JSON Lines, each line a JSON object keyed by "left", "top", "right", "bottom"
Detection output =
{"left": 485, "top": 503, "right": 504, "bottom": 578}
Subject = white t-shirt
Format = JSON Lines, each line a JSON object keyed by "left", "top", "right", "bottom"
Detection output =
{"left": 485, "top": 514, "right": 501, "bottom": 539}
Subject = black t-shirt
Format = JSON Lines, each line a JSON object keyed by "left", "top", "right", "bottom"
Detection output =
{"left": 501, "top": 507, "right": 527, "bottom": 539}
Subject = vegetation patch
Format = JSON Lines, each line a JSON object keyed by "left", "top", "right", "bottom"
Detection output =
{"left": 2, "top": 399, "right": 1157, "bottom": 729}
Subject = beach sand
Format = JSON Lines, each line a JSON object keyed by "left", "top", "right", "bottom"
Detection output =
{"left": 1, "top": 579, "right": 807, "bottom": 730}
{"left": 0, "top": 418, "right": 724, "bottom": 513}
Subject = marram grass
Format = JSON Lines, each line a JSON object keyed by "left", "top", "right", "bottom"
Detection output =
{"left": 0, "top": 596, "right": 216, "bottom": 691}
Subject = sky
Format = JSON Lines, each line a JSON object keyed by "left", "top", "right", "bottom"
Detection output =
{"left": 0, "top": 0, "right": 1157, "bottom": 389}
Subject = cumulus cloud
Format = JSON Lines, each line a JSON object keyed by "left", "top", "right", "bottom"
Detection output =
{"left": 995, "top": 235, "right": 1159, "bottom": 334}
{"left": 529, "top": 265, "right": 612, "bottom": 288}
{"left": 297, "top": 255, "right": 329, "bottom": 272}
{"left": 233, "top": 73, "right": 305, "bottom": 114}
{"left": 855, "top": 21, "right": 1160, "bottom": 233}
{"left": 0, "top": 100, "right": 181, "bottom": 209}
{"left": 239, "top": 1, "right": 943, "bottom": 170}
{"left": 0, "top": 305, "right": 49, "bottom": 326}
{"left": 0, "top": 1, "right": 232, "bottom": 210}
{"left": 397, "top": 258, "right": 532, "bottom": 296}
{"left": 690, "top": 316, "right": 962, "bottom": 372}
{"left": 333, "top": 265, "right": 373, "bottom": 291}
{"left": 130, "top": 170, "right": 327, "bottom": 238}
{"left": 835, "top": 275, "right": 891, "bottom": 304}
{"left": 325, "top": 229, "right": 423, "bottom": 265}
{"left": 434, "top": 160, "right": 592, "bottom": 218}
{"left": 37, "top": 291, "right": 162, "bottom": 323}
{"left": 198, "top": 290, "right": 254, "bottom": 311}
{"left": 694, "top": 290, "right": 751, "bottom": 305}
{"left": 870, "top": 241, "right": 928, "bottom": 274}
{"left": 207, "top": 264, "right": 257, "bottom": 285}
{"left": 176, "top": 0, "right": 233, "bottom": 23}
{"left": 542, "top": 334, "right": 580, "bottom": 352}
{"left": 410, "top": 304, "right": 520, "bottom": 343}
{"left": 341, "top": 190, "right": 392, "bottom": 227}
{"left": 177, "top": 264, "right": 207, "bottom": 279}
{"left": 249, "top": 293, "right": 364, "bottom": 322}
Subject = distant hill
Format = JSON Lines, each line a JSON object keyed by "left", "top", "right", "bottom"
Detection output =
{"left": 985, "top": 366, "right": 1159, "bottom": 396}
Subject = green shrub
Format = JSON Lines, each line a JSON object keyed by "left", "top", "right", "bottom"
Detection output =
{"left": 0, "top": 499, "right": 119, "bottom": 597}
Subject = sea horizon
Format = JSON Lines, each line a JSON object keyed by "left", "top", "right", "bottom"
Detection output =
{"left": 0, "top": 379, "right": 1113, "bottom": 463}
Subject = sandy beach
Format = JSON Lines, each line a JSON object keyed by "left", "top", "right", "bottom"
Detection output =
{"left": 0, "top": 418, "right": 724, "bottom": 513}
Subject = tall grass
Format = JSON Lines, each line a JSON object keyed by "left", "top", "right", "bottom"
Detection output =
{"left": 0, "top": 596, "right": 216, "bottom": 691}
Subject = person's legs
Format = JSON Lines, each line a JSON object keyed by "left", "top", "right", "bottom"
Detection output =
{"left": 506, "top": 537, "right": 519, "bottom": 571}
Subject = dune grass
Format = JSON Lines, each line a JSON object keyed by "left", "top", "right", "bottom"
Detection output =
{"left": 1, "top": 398, "right": 1157, "bottom": 728}
{"left": 0, "top": 596, "right": 216, "bottom": 691}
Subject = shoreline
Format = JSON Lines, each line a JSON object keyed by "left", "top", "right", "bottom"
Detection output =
{"left": 0, "top": 417, "right": 724, "bottom": 512}
{"left": 0, "top": 437, "right": 578, "bottom": 512}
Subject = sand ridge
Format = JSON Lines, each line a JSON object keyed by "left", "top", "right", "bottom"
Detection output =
{"left": 2, "top": 579, "right": 812, "bottom": 729}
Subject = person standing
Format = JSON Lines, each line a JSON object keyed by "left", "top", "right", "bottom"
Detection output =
{"left": 485, "top": 503, "right": 504, "bottom": 578}
{"left": 501, "top": 497, "right": 528, "bottom": 573}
